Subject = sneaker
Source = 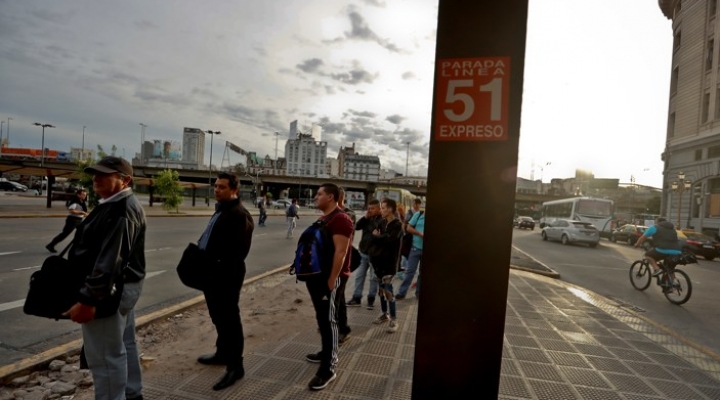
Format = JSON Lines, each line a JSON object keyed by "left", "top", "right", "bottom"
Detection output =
{"left": 339, "top": 333, "right": 350, "bottom": 345}
{"left": 346, "top": 298, "right": 361, "bottom": 307}
{"left": 373, "top": 313, "right": 390, "bottom": 324}
{"left": 305, "top": 352, "right": 322, "bottom": 363}
{"left": 387, "top": 319, "right": 398, "bottom": 333}
{"left": 395, "top": 294, "right": 406, "bottom": 300}
{"left": 652, "top": 269, "right": 663, "bottom": 277}
{"left": 45, "top": 244, "right": 57, "bottom": 253}
{"left": 308, "top": 372, "right": 336, "bottom": 390}
{"left": 366, "top": 298, "right": 375, "bottom": 310}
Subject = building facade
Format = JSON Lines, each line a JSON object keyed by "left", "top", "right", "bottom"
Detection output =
{"left": 284, "top": 134, "right": 327, "bottom": 177}
{"left": 343, "top": 154, "right": 381, "bottom": 181}
{"left": 182, "top": 127, "right": 205, "bottom": 169}
{"left": 659, "top": 0, "right": 720, "bottom": 234}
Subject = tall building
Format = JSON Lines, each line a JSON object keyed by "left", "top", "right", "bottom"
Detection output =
{"left": 183, "top": 127, "right": 205, "bottom": 168}
{"left": 659, "top": 0, "right": 720, "bottom": 233}
{"left": 285, "top": 133, "right": 327, "bottom": 177}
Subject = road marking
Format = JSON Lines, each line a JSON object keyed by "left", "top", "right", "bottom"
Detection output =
{"left": 0, "top": 251, "right": 22, "bottom": 256}
{"left": 145, "top": 247, "right": 173, "bottom": 253}
{"left": 0, "top": 269, "right": 167, "bottom": 313}
{"left": 12, "top": 266, "right": 41, "bottom": 271}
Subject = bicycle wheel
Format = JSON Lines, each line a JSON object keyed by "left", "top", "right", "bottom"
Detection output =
{"left": 629, "top": 260, "right": 652, "bottom": 291}
{"left": 664, "top": 269, "right": 692, "bottom": 305}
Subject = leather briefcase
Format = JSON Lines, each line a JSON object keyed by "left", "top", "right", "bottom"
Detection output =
{"left": 176, "top": 243, "right": 208, "bottom": 291}
{"left": 24, "top": 253, "right": 85, "bottom": 320}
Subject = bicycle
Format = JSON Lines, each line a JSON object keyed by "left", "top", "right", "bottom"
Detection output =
{"left": 629, "top": 250, "right": 697, "bottom": 305}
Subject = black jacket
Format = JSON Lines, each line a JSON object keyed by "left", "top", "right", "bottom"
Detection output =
{"left": 69, "top": 190, "right": 146, "bottom": 307}
{"left": 355, "top": 215, "right": 382, "bottom": 254}
{"left": 202, "top": 198, "right": 254, "bottom": 286}
{"left": 369, "top": 218, "right": 403, "bottom": 278}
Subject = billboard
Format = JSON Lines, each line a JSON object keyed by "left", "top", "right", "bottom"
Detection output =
{"left": 152, "top": 140, "right": 181, "bottom": 160}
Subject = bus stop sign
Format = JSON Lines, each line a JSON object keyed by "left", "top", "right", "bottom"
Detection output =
{"left": 435, "top": 56, "right": 510, "bottom": 141}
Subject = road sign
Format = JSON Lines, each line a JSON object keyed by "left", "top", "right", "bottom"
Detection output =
{"left": 434, "top": 56, "right": 510, "bottom": 141}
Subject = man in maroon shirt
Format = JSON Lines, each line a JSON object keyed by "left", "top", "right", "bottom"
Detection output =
{"left": 303, "top": 183, "right": 353, "bottom": 391}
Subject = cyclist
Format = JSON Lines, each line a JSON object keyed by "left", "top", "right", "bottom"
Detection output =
{"left": 634, "top": 217, "right": 682, "bottom": 276}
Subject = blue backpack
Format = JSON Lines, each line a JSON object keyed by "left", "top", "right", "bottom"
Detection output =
{"left": 290, "top": 210, "right": 340, "bottom": 280}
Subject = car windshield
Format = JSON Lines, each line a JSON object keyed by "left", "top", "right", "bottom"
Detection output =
{"left": 520, "top": 217, "right": 533, "bottom": 221}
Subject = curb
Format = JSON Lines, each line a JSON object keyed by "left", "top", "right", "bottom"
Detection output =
{"left": 510, "top": 245, "right": 561, "bottom": 279}
{"left": 0, "top": 264, "right": 291, "bottom": 384}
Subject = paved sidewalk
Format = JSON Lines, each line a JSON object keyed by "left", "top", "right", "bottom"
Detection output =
{"left": 126, "top": 270, "right": 720, "bottom": 400}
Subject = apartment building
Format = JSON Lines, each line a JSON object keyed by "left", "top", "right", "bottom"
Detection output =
{"left": 659, "top": 0, "right": 720, "bottom": 233}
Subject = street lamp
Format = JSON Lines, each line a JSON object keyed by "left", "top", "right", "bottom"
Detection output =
{"left": 0, "top": 120, "right": 4, "bottom": 157}
{"left": 33, "top": 122, "right": 55, "bottom": 167}
{"left": 81, "top": 125, "right": 86, "bottom": 161}
{"left": 671, "top": 171, "right": 692, "bottom": 228}
{"left": 205, "top": 130, "right": 221, "bottom": 205}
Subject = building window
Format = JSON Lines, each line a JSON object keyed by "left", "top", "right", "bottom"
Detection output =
{"left": 707, "top": 39, "right": 715, "bottom": 71}
{"left": 668, "top": 112, "right": 676, "bottom": 138}
{"left": 671, "top": 67, "right": 679, "bottom": 95}
{"left": 709, "top": 145, "right": 720, "bottom": 158}
{"left": 711, "top": 0, "right": 717, "bottom": 17}
{"left": 696, "top": 149, "right": 703, "bottom": 161}
{"left": 674, "top": 30, "right": 681, "bottom": 52}
{"left": 703, "top": 92, "right": 711, "bottom": 123}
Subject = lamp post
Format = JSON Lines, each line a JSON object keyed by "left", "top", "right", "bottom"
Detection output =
{"left": 81, "top": 125, "right": 86, "bottom": 161}
{"left": 205, "top": 130, "right": 221, "bottom": 205}
{"left": 0, "top": 120, "right": 4, "bottom": 157}
{"left": 6, "top": 117, "right": 12, "bottom": 146}
{"left": 539, "top": 162, "right": 551, "bottom": 193}
{"left": 671, "top": 171, "right": 692, "bottom": 228}
{"left": 33, "top": 122, "right": 55, "bottom": 167}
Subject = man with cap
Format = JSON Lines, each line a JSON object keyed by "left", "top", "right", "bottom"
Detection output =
{"left": 63, "top": 156, "right": 147, "bottom": 400}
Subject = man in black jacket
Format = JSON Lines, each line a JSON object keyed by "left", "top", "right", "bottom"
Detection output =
{"left": 369, "top": 198, "right": 403, "bottom": 333}
{"left": 63, "top": 156, "right": 146, "bottom": 400}
{"left": 347, "top": 199, "right": 381, "bottom": 309}
{"left": 195, "top": 172, "right": 254, "bottom": 391}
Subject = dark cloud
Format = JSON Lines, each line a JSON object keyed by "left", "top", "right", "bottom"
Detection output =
{"left": 345, "top": 11, "right": 401, "bottom": 53}
{"left": 29, "top": 9, "right": 68, "bottom": 24}
{"left": 401, "top": 71, "right": 415, "bottom": 80}
{"left": 347, "top": 109, "right": 376, "bottom": 118}
{"left": 386, "top": 114, "right": 404, "bottom": 125}
{"left": 330, "top": 68, "right": 376, "bottom": 85}
{"left": 362, "top": 0, "right": 387, "bottom": 6}
{"left": 133, "top": 20, "right": 158, "bottom": 30}
{"left": 296, "top": 58, "right": 324, "bottom": 73}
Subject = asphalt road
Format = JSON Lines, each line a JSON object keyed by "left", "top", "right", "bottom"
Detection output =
{"left": 0, "top": 215, "right": 314, "bottom": 366}
{"left": 512, "top": 227, "right": 720, "bottom": 356}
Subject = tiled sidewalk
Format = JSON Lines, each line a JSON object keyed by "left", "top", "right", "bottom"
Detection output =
{"left": 136, "top": 270, "right": 720, "bottom": 399}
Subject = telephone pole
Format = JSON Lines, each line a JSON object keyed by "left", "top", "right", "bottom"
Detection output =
{"left": 405, "top": 141, "right": 410, "bottom": 176}
{"left": 274, "top": 132, "right": 280, "bottom": 160}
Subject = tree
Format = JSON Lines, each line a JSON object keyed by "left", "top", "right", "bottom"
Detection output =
{"left": 153, "top": 169, "right": 184, "bottom": 213}
{"left": 646, "top": 195, "right": 661, "bottom": 215}
{"left": 233, "top": 163, "right": 246, "bottom": 177}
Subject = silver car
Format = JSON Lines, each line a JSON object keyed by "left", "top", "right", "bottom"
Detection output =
{"left": 541, "top": 219, "right": 599, "bottom": 248}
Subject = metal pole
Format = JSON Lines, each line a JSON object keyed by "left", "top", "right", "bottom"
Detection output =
{"left": 41, "top": 126, "right": 45, "bottom": 167}
{"left": 677, "top": 189, "right": 682, "bottom": 228}
{"left": 206, "top": 130, "right": 221, "bottom": 205}
{"left": 7, "top": 117, "right": 12, "bottom": 146}
{"left": 0, "top": 120, "right": 4, "bottom": 157}
{"left": 81, "top": 125, "right": 86, "bottom": 161}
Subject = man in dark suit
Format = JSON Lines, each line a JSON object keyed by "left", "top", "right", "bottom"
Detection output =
{"left": 195, "top": 173, "right": 254, "bottom": 391}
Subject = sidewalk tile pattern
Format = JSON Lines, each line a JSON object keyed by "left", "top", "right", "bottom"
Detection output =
{"left": 136, "top": 271, "right": 720, "bottom": 399}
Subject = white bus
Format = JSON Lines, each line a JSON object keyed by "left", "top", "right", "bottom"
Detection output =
{"left": 539, "top": 197, "right": 615, "bottom": 237}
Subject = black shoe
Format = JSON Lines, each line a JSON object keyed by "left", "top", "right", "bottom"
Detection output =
{"left": 339, "top": 332, "right": 350, "bottom": 346}
{"left": 126, "top": 396, "right": 143, "bottom": 400}
{"left": 212, "top": 368, "right": 244, "bottom": 391}
{"left": 197, "top": 353, "right": 228, "bottom": 366}
{"left": 45, "top": 244, "right": 57, "bottom": 253}
{"left": 308, "top": 372, "right": 336, "bottom": 390}
{"left": 366, "top": 298, "right": 375, "bottom": 310}
{"left": 346, "top": 298, "right": 362, "bottom": 307}
{"left": 395, "top": 294, "right": 406, "bottom": 300}
{"left": 305, "top": 352, "right": 322, "bottom": 363}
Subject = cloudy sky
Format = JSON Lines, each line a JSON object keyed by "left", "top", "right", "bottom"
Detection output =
{"left": 0, "top": 0, "right": 672, "bottom": 187}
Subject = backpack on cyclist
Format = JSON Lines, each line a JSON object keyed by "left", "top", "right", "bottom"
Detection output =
{"left": 290, "top": 210, "right": 339, "bottom": 280}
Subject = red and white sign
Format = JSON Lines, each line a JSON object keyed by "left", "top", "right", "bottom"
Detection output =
{"left": 434, "top": 56, "right": 510, "bottom": 141}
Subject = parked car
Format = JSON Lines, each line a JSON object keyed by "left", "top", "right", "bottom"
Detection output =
{"left": 541, "top": 219, "right": 599, "bottom": 248}
{"left": 513, "top": 216, "right": 535, "bottom": 230}
{"left": 0, "top": 181, "right": 28, "bottom": 192}
{"left": 272, "top": 199, "right": 297, "bottom": 209}
{"left": 680, "top": 230, "right": 719, "bottom": 260}
{"left": 610, "top": 224, "right": 649, "bottom": 245}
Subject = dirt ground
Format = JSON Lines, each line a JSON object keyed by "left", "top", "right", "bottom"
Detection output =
{"left": 72, "top": 272, "right": 317, "bottom": 400}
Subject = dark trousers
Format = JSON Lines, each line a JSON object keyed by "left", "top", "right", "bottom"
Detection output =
{"left": 203, "top": 268, "right": 246, "bottom": 370}
{"left": 335, "top": 275, "right": 350, "bottom": 335}
{"left": 306, "top": 276, "right": 340, "bottom": 376}
{"left": 258, "top": 211, "right": 267, "bottom": 225}
{"left": 49, "top": 216, "right": 82, "bottom": 247}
